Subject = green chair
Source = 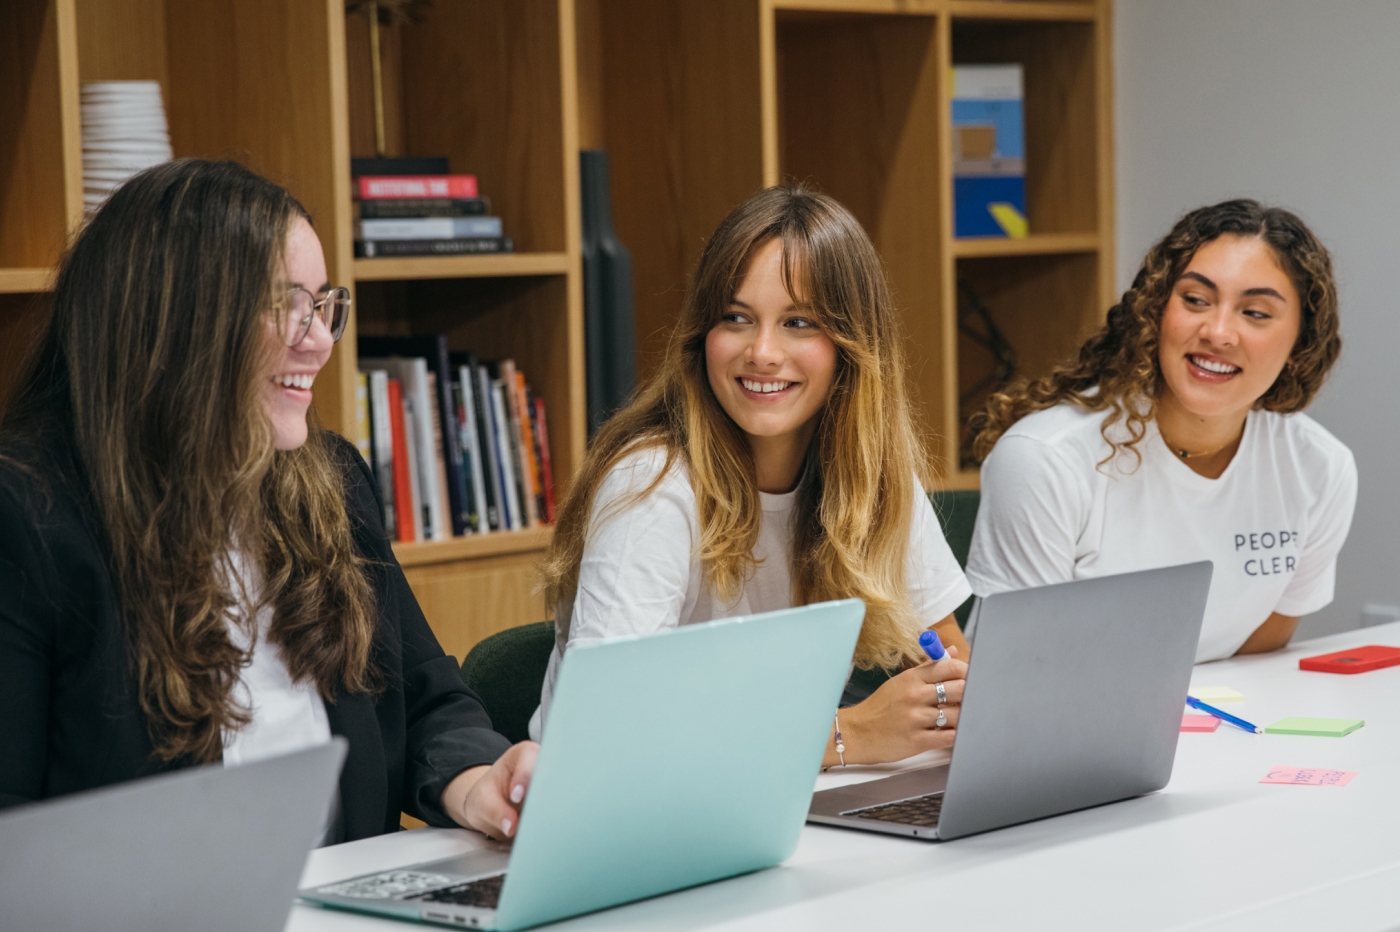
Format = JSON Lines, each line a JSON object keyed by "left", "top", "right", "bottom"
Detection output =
{"left": 460, "top": 489, "right": 982, "bottom": 732}
{"left": 459, "top": 620, "right": 555, "bottom": 744}
{"left": 845, "top": 488, "right": 980, "bottom": 698}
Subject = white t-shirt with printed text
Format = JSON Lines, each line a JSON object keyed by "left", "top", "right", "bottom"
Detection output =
{"left": 965, "top": 404, "right": 1358, "bottom": 662}
{"left": 528, "top": 447, "right": 973, "bottom": 740}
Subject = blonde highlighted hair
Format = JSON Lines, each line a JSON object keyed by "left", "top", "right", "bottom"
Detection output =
{"left": 542, "top": 185, "right": 930, "bottom": 670}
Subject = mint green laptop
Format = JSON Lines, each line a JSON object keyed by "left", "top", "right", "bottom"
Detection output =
{"left": 299, "top": 599, "right": 864, "bottom": 930}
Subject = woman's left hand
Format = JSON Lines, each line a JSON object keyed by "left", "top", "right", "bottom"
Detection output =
{"left": 442, "top": 741, "right": 539, "bottom": 840}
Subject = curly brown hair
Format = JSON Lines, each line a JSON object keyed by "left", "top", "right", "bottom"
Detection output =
{"left": 968, "top": 199, "right": 1341, "bottom": 464}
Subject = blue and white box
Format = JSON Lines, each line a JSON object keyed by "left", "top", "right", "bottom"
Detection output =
{"left": 952, "top": 64, "right": 1027, "bottom": 239}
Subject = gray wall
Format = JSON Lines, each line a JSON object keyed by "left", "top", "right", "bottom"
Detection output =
{"left": 1115, "top": 0, "right": 1400, "bottom": 638}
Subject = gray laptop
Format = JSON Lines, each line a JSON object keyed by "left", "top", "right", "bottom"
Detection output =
{"left": 808, "top": 562, "right": 1212, "bottom": 841}
{"left": 0, "top": 739, "right": 346, "bottom": 932}
{"left": 299, "top": 600, "right": 865, "bottom": 931}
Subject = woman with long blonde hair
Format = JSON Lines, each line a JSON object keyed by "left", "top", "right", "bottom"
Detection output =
{"left": 534, "top": 186, "right": 972, "bottom": 766}
{"left": 0, "top": 160, "right": 534, "bottom": 841}
{"left": 965, "top": 199, "right": 1356, "bottom": 661}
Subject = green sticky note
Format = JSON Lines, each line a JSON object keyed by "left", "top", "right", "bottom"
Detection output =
{"left": 1264, "top": 717, "right": 1365, "bottom": 737}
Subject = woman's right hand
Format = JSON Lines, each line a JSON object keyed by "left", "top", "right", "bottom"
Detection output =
{"left": 825, "top": 649, "right": 967, "bottom": 766}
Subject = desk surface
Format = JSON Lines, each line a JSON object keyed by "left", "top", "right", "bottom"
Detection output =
{"left": 291, "top": 623, "right": 1400, "bottom": 932}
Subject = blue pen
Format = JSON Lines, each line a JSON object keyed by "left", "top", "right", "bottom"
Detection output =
{"left": 919, "top": 629, "right": 946, "bottom": 663}
{"left": 1186, "top": 695, "right": 1263, "bottom": 734}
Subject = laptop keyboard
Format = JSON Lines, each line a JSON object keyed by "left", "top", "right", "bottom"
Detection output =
{"left": 408, "top": 874, "right": 505, "bottom": 910}
{"left": 841, "top": 793, "right": 944, "bottom": 827}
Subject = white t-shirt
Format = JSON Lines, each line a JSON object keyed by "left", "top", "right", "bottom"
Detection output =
{"left": 221, "top": 551, "right": 333, "bottom": 767}
{"left": 528, "top": 446, "right": 973, "bottom": 740}
{"left": 965, "top": 404, "right": 1358, "bottom": 662}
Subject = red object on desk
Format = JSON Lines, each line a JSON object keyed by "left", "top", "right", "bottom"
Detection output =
{"left": 1299, "top": 645, "right": 1400, "bottom": 674}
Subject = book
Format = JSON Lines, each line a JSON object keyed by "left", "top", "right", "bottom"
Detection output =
{"left": 474, "top": 363, "right": 506, "bottom": 532}
{"left": 400, "top": 390, "right": 427, "bottom": 542}
{"left": 385, "top": 379, "right": 416, "bottom": 544}
{"left": 363, "top": 369, "right": 397, "bottom": 539}
{"left": 512, "top": 369, "right": 543, "bottom": 526}
{"left": 360, "top": 356, "right": 444, "bottom": 541}
{"left": 360, "top": 336, "right": 473, "bottom": 537}
{"left": 351, "top": 156, "right": 450, "bottom": 178}
{"left": 489, "top": 381, "right": 522, "bottom": 531}
{"left": 453, "top": 370, "right": 490, "bottom": 534}
{"left": 533, "top": 396, "right": 556, "bottom": 523}
{"left": 426, "top": 372, "right": 458, "bottom": 539}
{"left": 952, "top": 65, "right": 1027, "bottom": 238}
{"left": 499, "top": 361, "right": 539, "bottom": 528}
{"left": 357, "top": 175, "right": 479, "bottom": 200}
{"left": 355, "top": 236, "right": 513, "bottom": 258}
{"left": 356, "top": 217, "right": 503, "bottom": 240}
{"left": 354, "top": 372, "right": 372, "bottom": 463}
{"left": 358, "top": 197, "right": 490, "bottom": 219}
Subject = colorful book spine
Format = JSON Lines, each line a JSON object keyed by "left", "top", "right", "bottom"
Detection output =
{"left": 533, "top": 395, "right": 556, "bottom": 524}
{"left": 386, "top": 379, "right": 415, "bottom": 544}
{"left": 952, "top": 64, "right": 1027, "bottom": 239}
{"left": 499, "top": 361, "right": 538, "bottom": 528}
{"left": 490, "top": 381, "right": 522, "bottom": 531}
{"left": 354, "top": 236, "right": 513, "bottom": 258}
{"left": 356, "top": 216, "right": 503, "bottom": 240}
{"left": 513, "top": 370, "right": 543, "bottom": 526}
{"left": 357, "top": 175, "right": 479, "bottom": 200}
{"left": 399, "top": 391, "right": 427, "bottom": 542}
{"left": 454, "top": 372, "right": 489, "bottom": 534}
{"left": 358, "top": 197, "right": 490, "bottom": 219}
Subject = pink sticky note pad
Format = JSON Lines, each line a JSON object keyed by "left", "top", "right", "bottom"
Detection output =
{"left": 1181, "top": 714, "right": 1221, "bottom": 732}
{"left": 1260, "top": 766, "right": 1357, "bottom": 786}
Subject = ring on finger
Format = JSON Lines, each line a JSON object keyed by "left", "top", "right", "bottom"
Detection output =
{"left": 935, "top": 681, "right": 947, "bottom": 706}
{"left": 935, "top": 707, "right": 948, "bottom": 728}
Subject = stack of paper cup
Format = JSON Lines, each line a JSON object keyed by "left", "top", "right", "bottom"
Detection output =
{"left": 81, "top": 81, "right": 174, "bottom": 214}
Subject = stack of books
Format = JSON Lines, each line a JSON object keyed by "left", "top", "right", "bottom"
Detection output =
{"left": 355, "top": 335, "right": 554, "bottom": 543}
{"left": 353, "top": 174, "right": 514, "bottom": 257}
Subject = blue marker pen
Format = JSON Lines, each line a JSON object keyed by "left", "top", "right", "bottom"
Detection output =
{"left": 919, "top": 629, "right": 946, "bottom": 663}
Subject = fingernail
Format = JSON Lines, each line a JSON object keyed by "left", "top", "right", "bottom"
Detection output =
{"left": 501, "top": 818, "right": 512, "bottom": 836}
{"left": 510, "top": 784, "right": 524, "bottom": 804}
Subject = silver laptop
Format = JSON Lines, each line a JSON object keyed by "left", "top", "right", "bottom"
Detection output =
{"left": 299, "top": 600, "right": 865, "bottom": 931}
{"left": 808, "top": 562, "right": 1212, "bottom": 841}
{"left": 0, "top": 739, "right": 346, "bottom": 932}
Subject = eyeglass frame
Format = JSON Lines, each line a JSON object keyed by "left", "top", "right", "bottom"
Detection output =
{"left": 278, "top": 286, "right": 351, "bottom": 347}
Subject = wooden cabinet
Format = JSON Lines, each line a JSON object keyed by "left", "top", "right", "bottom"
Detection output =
{"left": 578, "top": 0, "right": 1115, "bottom": 486}
{"left": 3, "top": 0, "right": 1112, "bottom": 658}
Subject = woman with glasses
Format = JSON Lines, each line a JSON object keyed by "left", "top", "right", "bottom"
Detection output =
{"left": 0, "top": 159, "right": 535, "bottom": 843}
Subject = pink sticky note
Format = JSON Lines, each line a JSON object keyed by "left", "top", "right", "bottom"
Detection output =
{"left": 1181, "top": 714, "right": 1220, "bottom": 732}
{"left": 1259, "top": 766, "right": 1357, "bottom": 787}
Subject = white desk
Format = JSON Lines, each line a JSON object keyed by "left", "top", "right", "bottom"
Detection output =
{"left": 291, "top": 623, "right": 1400, "bottom": 932}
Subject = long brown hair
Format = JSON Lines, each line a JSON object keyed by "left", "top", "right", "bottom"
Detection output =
{"left": 969, "top": 199, "right": 1341, "bottom": 464}
{"left": 542, "top": 185, "right": 929, "bottom": 670}
{"left": 3, "top": 159, "right": 378, "bottom": 764}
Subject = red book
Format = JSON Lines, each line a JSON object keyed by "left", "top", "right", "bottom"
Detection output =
{"left": 386, "top": 379, "right": 416, "bottom": 544}
{"left": 1299, "top": 645, "right": 1400, "bottom": 674}
{"left": 357, "top": 175, "right": 479, "bottom": 200}
{"left": 533, "top": 397, "right": 556, "bottom": 524}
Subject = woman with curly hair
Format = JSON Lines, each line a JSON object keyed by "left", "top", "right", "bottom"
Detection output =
{"left": 532, "top": 186, "right": 972, "bottom": 765}
{"left": 965, "top": 199, "right": 1356, "bottom": 661}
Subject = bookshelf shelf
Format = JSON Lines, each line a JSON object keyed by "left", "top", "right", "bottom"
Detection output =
{"left": 353, "top": 252, "right": 572, "bottom": 282}
{"left": 953, "top": 232, "right": 1099, "bottom": 258}
{"left": 948, "top": 1, "right": 1097, "bottom": 23}
{"left": 0, "top": 269, "right": 54, "bottom": 293}
{"left": 394, "top": 526, "right": 554, "bottom": 568}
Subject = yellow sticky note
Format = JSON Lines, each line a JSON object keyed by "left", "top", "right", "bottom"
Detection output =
{"left": 1191, "top": 686, "right": 1244, "bottom": 703}
{"left": 988, "top": 202, "right": 1028, "bottom": 238}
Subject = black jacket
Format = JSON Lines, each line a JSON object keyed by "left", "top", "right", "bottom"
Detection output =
{"left": 0, "top": 430, "right": 511, "bottom": 839}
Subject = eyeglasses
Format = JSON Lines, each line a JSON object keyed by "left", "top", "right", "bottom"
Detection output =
{"left": 277, "top": 287, "right": 351, "bottom": 346}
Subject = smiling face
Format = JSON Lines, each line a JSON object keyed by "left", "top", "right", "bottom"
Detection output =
{"left": 1157, "top": 234, "right": 1302, "bottom": 424}
{"left": 704, "top": 237, "right": 838, "bottom": 475}
{"left": 262, "top": 217, "right": 334, "bottom": 451}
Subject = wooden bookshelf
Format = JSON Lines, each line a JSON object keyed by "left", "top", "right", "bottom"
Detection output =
{"left": 1, "top": 0, "right": 585, "bottom": 657}
{"left": 577, "top": 0, "right": 1115, "bottom": 488}
{"left": 5, "top": 0, "right": 1113, "bottom": 660}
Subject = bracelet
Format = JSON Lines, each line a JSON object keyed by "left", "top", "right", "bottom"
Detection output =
{"left": 832, "top": 712, "right": 846, "bottom": 767}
